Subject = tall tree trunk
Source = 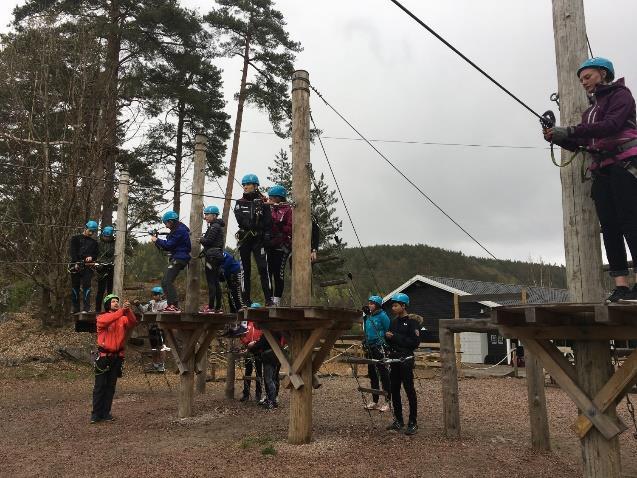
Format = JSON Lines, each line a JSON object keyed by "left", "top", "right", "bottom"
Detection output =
{"left": 174, "top": 99, "right": 186, "bottom": 214}
{"left": 221, "top": 33, "right": 251, "bottom": 240}
{"left": 100, "top": 0, "right": 122, "bottom": 227}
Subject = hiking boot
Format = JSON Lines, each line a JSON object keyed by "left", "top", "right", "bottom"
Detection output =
{"left": 386, "top": 420, "right": 404, "bottom": 431}
{"left": 239, "top": 395, "right": 250, "bottom": 402}
{"left": 364, "top": 402, "right": 378, "bottom": 411}
{"left": 103, "top": 414, "right": 115, "bottom": 422}
{"left": 605, "top": 286, "right": 637, "bottom": 303}
{"left": 90, "top": 416, "right": 101, "bottom": 424}
{"left": 163, "top": 305, "right": 181, "bottom": 313}
{"left": 404, "top": 422, "right": 418, "bottom": 436}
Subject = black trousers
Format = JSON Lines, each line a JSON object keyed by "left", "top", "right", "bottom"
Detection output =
{"left": 239, "top": 237, "right": 271, "bottom": 303}
{"left": 267, "top": 248, "right": 290, "bottom": 298}
{"left": 95, "top": 267, "right": 114, "bottom": 313}
{"left": 242, "top": 354, "right": 263, "bottom": 398}
{"left": 92, "top": 355, "right": 122, "bottom": 420}
{"left": 225, "top": 272, "right": 245, "bottom": 312}
{"left": 366, "top": 345, "right": 391, "bottom": 403}
{"left": 204, "top": 258, "right": 223, "bottom": 309}
{"left": 592, "top": 162, "right": 637, "bottom": 277}
{"left": 161, "top": 259, "right": 188, "bottom": 306}
{"left": 71, "top": 268, "right": 93, "bottom": 312}
{"left": 390, "top": 359, "right": 417, "bottom": 425}
{"left": 262, "top": 354, "right": 279, "bottom": 403}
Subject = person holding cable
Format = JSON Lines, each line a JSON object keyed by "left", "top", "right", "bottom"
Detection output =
{"left": 543, "top": 57, "right": 637, "bottom": 303}
{"left": 385, "top": 293, "right": 420, "bottom": 436}
{"left": 91, "top": 293, "right": 137, "bottom": 423}
{"left": 95, "top": 225, "right": 115, "bottom": 313}
{"left": 151, "top": 211, "right": 191, "bottom": 312}
{"left": 200, "top": 205, "right": 225, "bottom": 313}
{"left": 362, "top": 295, "right": 391, "bottom": 413}
{"left": 69, "top": 220, "right": 99, "bottom": 313}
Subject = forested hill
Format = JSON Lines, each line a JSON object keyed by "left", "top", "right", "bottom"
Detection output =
{"left": 337, "top": 244, "right": 566, "bottom": 296}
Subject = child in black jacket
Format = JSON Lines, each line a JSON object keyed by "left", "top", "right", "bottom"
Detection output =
{"left": 385, "top": 293, "right": 420, "bottom": 435}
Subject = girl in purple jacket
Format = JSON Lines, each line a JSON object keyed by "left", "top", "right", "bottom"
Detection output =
{"left": 544, "top": 57, "right": 637, "bottom": 302}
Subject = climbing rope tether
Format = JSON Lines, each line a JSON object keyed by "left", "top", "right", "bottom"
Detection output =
{"left": 540, "top": 108, "right": 588, "bottom": 179}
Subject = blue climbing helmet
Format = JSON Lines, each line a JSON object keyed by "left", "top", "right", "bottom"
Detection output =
{"left": 204, "top": 205, "right": 220, "bottom": 215}
{"left": 368, "top": 295, "right": 383, "bottom": 307}
{"left": 85, "top": 220, "right": 98, "bottom": 232}
{"left": 577, "top": 57, "right": 614, "bottom": 81}
{"left": 162, "top": 210, "right": 179, "bottom": 223}
{"left": 268, "top": 184, "right": 287, "bottom": 198}
{"left": 250, "top": 302, "right": 262, "bottom": 308}
{"left": 390, "top": 292, "right": 410, "bottom": 306}
{"left": 241, "top": 173, "right": 260, "bottom": 186}
{"left": 101, "top": 226, "right": 114, "bottom": 237}
{"left": 151, "top": 286, "right": 163, "bottom": 295}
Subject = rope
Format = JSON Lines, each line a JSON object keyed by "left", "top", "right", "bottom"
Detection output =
{"left": 387, "top": 0, "right": 544, "bottom": 121}
{"left": 309, "top": 112, "right": 384, "bottom": 293}
{"left": 310, "top": 84, "right": 498, "bottom": 260}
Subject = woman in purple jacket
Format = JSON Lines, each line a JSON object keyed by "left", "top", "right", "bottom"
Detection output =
{"left": 544, "top": 57, "right": 637, "bottom": 302}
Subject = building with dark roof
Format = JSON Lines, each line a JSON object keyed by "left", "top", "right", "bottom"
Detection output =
{"left": 382, "top": 275, "right": 570, "bottom": 364}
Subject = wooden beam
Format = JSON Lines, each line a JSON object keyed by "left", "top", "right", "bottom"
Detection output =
{"left": 458, "top": 292, "right": 523, "bottom": 302}
{"left": 573, "top": 348, "right": 637, "bottom": 438}
{"left": 522, "top": 339, "right": 624, "bottom": 440}
{"left": 498, "top": 325, "right": 637, "bottom": 341}
{"left": 439, "top": 325, "right": 460, "bottom": 439}
{"left": 290, "top": 328, "right": 325, "bottom": 375}
{"left": 438, "top": 318, "right": 499, "bottom": 334}
{"left": 526, "top": 350, "right": 551, "bottom": 450}
{"left": 262, "top": 329, "right": 303, "bottom": 389}
{"left": 163, "top": 329, "right": 187, "bottom": 374}
{"left": 181, "top": 325, "right": 207, "bottom": 364}
{"left": 312, "top": 329, "right": 342, "bottom": 373}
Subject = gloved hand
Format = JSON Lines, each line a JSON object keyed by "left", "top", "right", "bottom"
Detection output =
{"left": 549, "top": 126, "right": 571, "bottom": 143}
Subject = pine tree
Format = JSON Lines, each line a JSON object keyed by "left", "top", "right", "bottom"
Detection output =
{"left": 205, "top": 0, "right": 302, "bottom": 235}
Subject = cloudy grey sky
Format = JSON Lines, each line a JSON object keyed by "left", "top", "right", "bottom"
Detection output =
{"left": 2, "top": 1, "right": 636, "bottom": 264}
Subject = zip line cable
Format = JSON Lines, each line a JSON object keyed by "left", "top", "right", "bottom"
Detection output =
{"left": 310, "top": 84, "right": 498, "bottom": 260}
{"left": 586, "top": 34, "right": 594, "bottom": 58}
{"left": 310, "top": 112, "right": 384, "bottom": 294}
{"left": 241, "top": 129, "right": 551, "bottom": 151}
{"left": 388, "top": 0, "right": 545, "bottom": 121}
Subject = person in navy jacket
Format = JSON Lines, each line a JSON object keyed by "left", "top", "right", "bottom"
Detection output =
{"left": 151, "top": 211, "right": 191, "bottom": 312}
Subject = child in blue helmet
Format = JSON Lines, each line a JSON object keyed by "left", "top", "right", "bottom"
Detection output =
{"left": 233, "top": 174, "right": 273, "bottom": 305}
{"left": 200, "top": 205, "right": 225, "bottom": 313}
{"left": 151, "top": 211, "right": 191, "bottom": 312}
{"left": 385, "top": 293, "right": 420, "bottom": 436}
{"left": 69, "top": 220, "right": 100, "bottom": 313}
{"left": 95, "top": 226, "right": 115, "bottom": 313}
{"left": 362, "top": 295, "right": 392, "bottom": 412}
{"left": 219, "top": 250, "right": 246, "bottom": 312}
{"left": 141, "top": 286, "right": 168, "bottom": 372}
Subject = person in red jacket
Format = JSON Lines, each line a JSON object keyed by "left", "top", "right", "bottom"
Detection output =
{"left": 240, "top": 309, "right": 263, "bottom": 403}
{"left": 91, "top": 293, "right": 137, "bottom": 424}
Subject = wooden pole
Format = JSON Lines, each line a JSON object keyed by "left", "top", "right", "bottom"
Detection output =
{"left": 551, "top": 1, "right": 619, "bottom": 475}
{"left": 225, "top": 351, "right": 236, "bottom": 399}
{"left": 288, "top": 69, "right": 313, "bottom": 444}
{"left": 453, "top": 294, "right": 462, "bottom": 366}
{"left": 440, "top": 325, "right": 460, "bottom": 438}
{"left": 112, "top": 170, "right": 129, "bottom": 297}
{"left": 186, "top": 133, "right": 207, "bottom": 397}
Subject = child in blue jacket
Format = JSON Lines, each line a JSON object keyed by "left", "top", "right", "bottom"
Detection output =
{"left": 363, "top": 295, "right": 392, "bottom": 412}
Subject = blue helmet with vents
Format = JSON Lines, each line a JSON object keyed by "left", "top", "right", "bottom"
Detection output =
{"left": 162, "top": 211, "right": 178, "bottom": 223}
{"left": 241, "top": 173, "right": 260, "bottom": 186}
{"left": 85, "top": 220, "right": 98, "bottom": 231}
{"left": 204, "top": 205, "right": 220, "bottom": 215}
{"left": 577, "top": 57, "right": 614, "bottom": 81}
{"left": 268, "top": 185, "right": 287, "bottom": 198}
{"left": 390, "top": 293, "right": 410, "bottom": 306}
{"left": 101, "top": 226, "right": 114, "bottom": 237}
{"left": 368, "top": 295, "right": 383, "bottom": 307}
{"left": 151, "top": 286, "right": 163, "bottom": 295}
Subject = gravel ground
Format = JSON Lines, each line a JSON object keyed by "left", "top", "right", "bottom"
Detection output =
{"left": 1, "top": 360, "right": 636, "bottom": 478}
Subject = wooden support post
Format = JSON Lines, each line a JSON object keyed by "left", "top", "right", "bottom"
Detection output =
{"left": 440, "top": 325, "right": 460, "bottom": 438}
{"left": 288, "top": 330, "right": 313, "bottom": 444}
{"left": 552, "top": 1, "right": 620, "bottom": 475}
{"left": 288, "top": 69, "right": 313, "bottom": 445}
{"left": 453, "top": 294, "right": 462, "bottom": 366}
{"left": 225, "top": 351, "right": 236, "bottom": 399}
{"left": 526, "top": 351, "right": 550, "bottom": 450}
{"left": 112, "top": 170, "right": 129, "bottom": 297}
{"left": 186, "top": 133, "right": 207, "bottom": 393}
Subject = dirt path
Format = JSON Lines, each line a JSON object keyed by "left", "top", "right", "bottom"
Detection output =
{"left": 1, "top": 363, "right": 636, "bottom": 477}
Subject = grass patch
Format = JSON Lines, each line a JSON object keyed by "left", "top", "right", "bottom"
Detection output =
{"left": 239, "top": 435, "right": 276, "bottom": 455}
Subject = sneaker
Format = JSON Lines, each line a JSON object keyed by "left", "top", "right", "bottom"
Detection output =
{"left": 263, "top": 400, "right": 276, "bottom": 410}
{"left": 103, "top": 414, "right": 115, "bottom": 422}
{"left": 404, "top": 422, "right": 418, "bottom": 436}
{"left": 163, "top": 305, "right": 181, "bottom": 313}
{"left": 90, "top": 416, "right": 101, "bottom": 424}
{"left": 606, "top": 286, "right": 635, "bottom": 303}
{"left": 214, "top": 309, "right": 225, "bottom": 314}
{"left": 377, "top": 401, "right": 390, "bottom": 413}
{"left": 258, "top": 397, "right": 267, "bottom": 406}
{"left": 386, "top": 420, "right": 404, "bottom": 432}
{"left": 160, "top": 345, "right": 171, "bottom": 352}
{"left": 200, "top": 305, "right": 214, "bottom": 313}
{"left": 364, "top": 402, "right": 378, "bottom": 410}
{"left": 618, "top": 285, "right": 637, "bottom": 303}
{"left": 239, "top": 395, "right": 250, "bottom": 402}
{"left": 154, "top": 363, "right": 166, "bottom": 373}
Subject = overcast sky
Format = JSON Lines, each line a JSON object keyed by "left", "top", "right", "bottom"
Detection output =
{"left": 2, "top": 1, "right": 636, "bottom": 265}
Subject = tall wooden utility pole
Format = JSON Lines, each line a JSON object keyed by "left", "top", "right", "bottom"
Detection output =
{"left": 186, "top": 134, "right": 208, "bottom": 395}
{"left": 289, "top": 69, "right": 313, "bottom": 444}
{"left": 112, "top": 169, "right": 129, "bottom": 297}
{"left": 551, "top": 1, "right": 620, "bottom": 476}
